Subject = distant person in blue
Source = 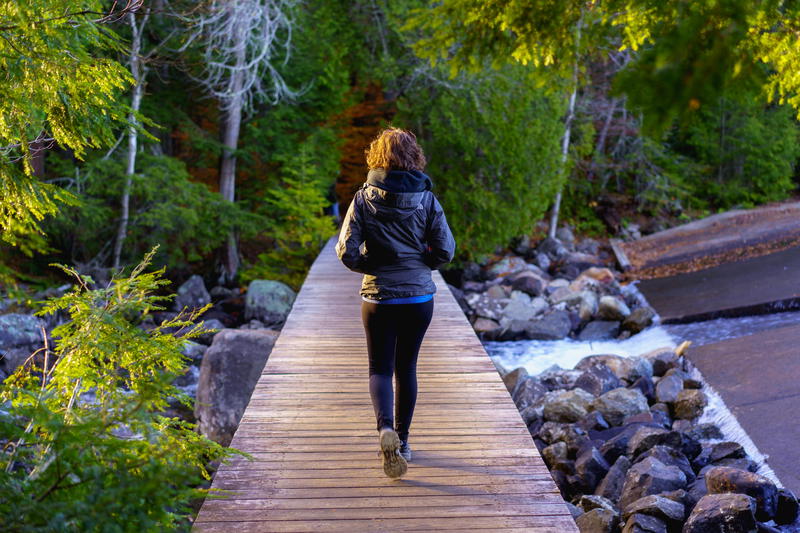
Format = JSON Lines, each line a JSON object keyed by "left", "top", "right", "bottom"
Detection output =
{"left": 336, "top": 127, "right": 456, "bottom": 478}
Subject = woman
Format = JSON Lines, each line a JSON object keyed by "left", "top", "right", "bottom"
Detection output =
{"left": 336, "top": 127, "right": 456, "bottom": 478}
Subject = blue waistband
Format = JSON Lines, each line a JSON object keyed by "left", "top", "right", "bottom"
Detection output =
{"left": 362, "top": 293, "right": 433, "bottom": 305}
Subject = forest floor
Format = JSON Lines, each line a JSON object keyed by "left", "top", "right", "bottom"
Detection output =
{"left": 614, "top": 198, "right": 800, "bottom": 280}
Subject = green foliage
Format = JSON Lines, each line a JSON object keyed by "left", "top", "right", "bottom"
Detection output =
{"left": 673, "top": 91, "right": 800, "bottom": 208}
{"left": 396, "top": 65, "right": 564, "bottom": 259}
{"left": 43, "top": 152, "right": 262, "bottom": 273}
{"left": 0, "top": 1, "right": 134, "bottom": 248}
{"left": 240, "top": 131, "right": 339, "bottom": 289}
{"left": 0, "top": 249, "right": 240, "bottom": 531}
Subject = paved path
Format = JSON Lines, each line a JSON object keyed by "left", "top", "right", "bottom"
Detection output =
{"left": 636, "top": 246, "right": 800, "bottom": 323}
{"left": 193, "top": 239, "right": 577, "bottom": 532}
{"left": 686, "top": 324, "right": 800, "bottom": 494}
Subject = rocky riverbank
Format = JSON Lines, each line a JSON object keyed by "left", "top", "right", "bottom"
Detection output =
{"left": 447, "top": 229, "right": 656, "bottom": 343}
{"left": 497, "top": 330, "right": 799, "bottom": 532}
{"left": 0, "top": 275, "right": 292, "bottom": 447}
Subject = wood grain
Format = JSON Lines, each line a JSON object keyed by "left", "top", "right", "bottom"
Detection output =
{"left": 192, "top": 238, "right": 577, "bottom": 532}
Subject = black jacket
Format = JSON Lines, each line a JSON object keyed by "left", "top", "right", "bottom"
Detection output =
{"left": 336, "top": 168, "right": 456, "bottom": 299}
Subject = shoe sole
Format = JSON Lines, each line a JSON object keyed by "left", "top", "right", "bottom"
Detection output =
{"left": 380, "top": 429, "right": 407, "bottom": 478}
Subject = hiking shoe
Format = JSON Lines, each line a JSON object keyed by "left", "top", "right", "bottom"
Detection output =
{"left": 399, "top": 439, "right": 412, "bottom": 462}
{"left": 379, "top": 427, "right": 407, "bottom": 478}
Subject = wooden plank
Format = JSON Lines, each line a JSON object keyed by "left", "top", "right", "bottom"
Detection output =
{"left": 193, "top": 238, "right": 576, "bottom": 532}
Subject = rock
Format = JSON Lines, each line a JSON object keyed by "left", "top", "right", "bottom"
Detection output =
{"left": 593, "top": 388, "right": 650, "bottom": 426}
{"left": 511, "top": 376, "right": 549, "bottom": 410}
{"left": 244, "top": 280, "right": 296, "bottom": 325}
{"left": 595, "top": 455, "right": 632, "bottom": 501}
{"left": 473, "top": 317, "right": 501, "bottom": 337}
{"left": 578, "top": 494, "right": 618, "bottom": 514}
{"left": 181, "top": 340, "right": 208, "bottom": 364}
{"left": 622, "top": 513, "right": 667, "bottom": 533}
{"left": 597, "top": 295, "right": 631, "bottom": 321}
{"left": 622, "top": 495, "right": 685, "bottom": 523}
{"left": 576, "top": 354, "right": 652, "bottom": 383}
{"left": 579, "top": 411, "right": 611, "bottom": 432}
{"left": 0, "top": 313, "right": 45, "bottom": 376}
{"left": 575, "top": 447, "right": 612, "bottom": 493}
{"left": 542, "top": 441, "right": 569, "bottom": 467}
{"left": 197, "top": 318, "right": 226, "bottom": 344}
{"left": 486, "top": 256, "right": 529, "bottom": 278}
{"left": 775, "top": 488, "right": 799, "bottom": 525}
{"left": 511, "top": 275, "right": 543, "bottom": 297}
{"left": 635, "top": 445, "right": 695, "bottom": 484}
{"left": 618, "top": 457, "right": 687, "bottom": 510}
{"left": 709, "top": 442, "right": 746, "bottom": 462}
{"left": 575, "top": 364, "right": 624, "bottom": 396}
{"left": 705, "top": 466, "right": 779, "bottom": 521}
{"left": 627, "top": 427, "right": 683, "bottom": 458}
{"left": 639, "top": 347, "right": 679, "bottom": 377}
{"left": 173, "top": 274, "right": 211, "bottom": 311}
{"left": 578, "top": 238, "right": 601, "bottom": 255}
{"left": 543, "top": 388, "right": 596, "bottom": 423}
{"left": 210, "top": 286, "right": 239, "bottom": 300}
{"left": 685, "top": 423, "right": 724, "bottom": 442}
{"left": 629, "top": 376, "right": 656, "bottom": 403}
{"left": 525, "top": 310, "right": 572, "bottom": 340}
{"left": 556, "top": 226, "right": 576, "bottom": 243}
{"left": 683, "top": 493, "right": 757, "bottom": 533}
{"left": 622, "top": 307, "right": 656, "bottom": 334}
{"left": 578, "top": 321, "right": 622, "bottom": 341}
{"left": 712, "top": 458, "right": 759, "bottom": 472}
{"left": 538, "top": 237, "right": 569, "bottom": 259}
{"left": 687, "top": 477, "right": 709, "bottom": 511}
{"left": 655, "top": 374, "right": 683, "bottom": 404}
{"left": 535, "top": 252, "right": 551, "bottom": 272}
{"left": 674, "top": 389, "right": 707, "bottom": 420}
{"left": 538, "top": 421, "right": 588, "bottom": 448}
{"left": 502, "top": 366, "right": 528, "bottom": 396}
{"left": 576, "top": 508, "right": 619, "bottom": 533}
{"left": 501, "top": 297, "right": 538, "bottom": 322}
{"left": 578, "top": 291, "right": 599, "bottom": 322}
{"left": 195, "top": 329, "right": 279, "bottom": 445}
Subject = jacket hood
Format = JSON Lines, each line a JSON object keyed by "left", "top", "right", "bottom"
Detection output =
{"left": 362, "top": 169, "right": 431, "bottom": 221}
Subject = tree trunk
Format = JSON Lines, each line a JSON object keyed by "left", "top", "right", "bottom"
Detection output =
{"left": 218, "top": 41, "right": 246, "bottom": 283}
{"left": 113, "top": 12, "right": 146, "bottom": 270}
{"left": 548, "top": 14, "right": 583, "bottom": 239}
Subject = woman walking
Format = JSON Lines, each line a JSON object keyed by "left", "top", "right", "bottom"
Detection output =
{"left": 336, "top": 127, "right": 456, "bottom": 478}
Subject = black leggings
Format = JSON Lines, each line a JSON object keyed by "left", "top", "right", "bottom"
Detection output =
{"left": 361, "top": 299, "right": 434, "bottom": 441}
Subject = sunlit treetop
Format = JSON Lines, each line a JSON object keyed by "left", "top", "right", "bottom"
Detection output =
{"left": 0, "top": 1, "right": 134, "bottom": 251}
{"left": 408, "top": 0, "right": 800, "bottom": 133}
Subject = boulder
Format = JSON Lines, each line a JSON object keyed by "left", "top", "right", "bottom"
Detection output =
{"left": 486, "top": 256, "right": 528, "bottom": 278}
{"left": 556, "top": 226, "right": 576, "bottom": 244}
{"left": 639, "top": 348, "right": 679, "bottom": 377}
{"left": 575, "top": 447, "right": 611, "bottom": 493}
{"left": 627, "top": 427, "right": 683, "bottom": 459}
{"left": 621, "top": 513, "right": 667, "bottom": 533}
{"left": 622, "top": 495, "right": 684, "bottom": 523}
{"left": 683, "top": 493, "right": 758, "bottom": 533}
{"left": 629, "top": 376, "right": 656, "bottom": 403}
{"left": 705, "top": 466, "right": 779, "bottom": 521}
{"left": 473, "top": 317, "right": 501, "bottom": 337}
{"left": 534, "top": 252, "right": 551, "bottom": 272}
{"left": 181, "top": 340, "right": 208, "bottom": 365}
{"left": 244, "top": 280, "right": 296, "bottom": 325}
{"left": 173, "top": 274, "right": 211, "bottom": 311}
{"left": 654, "top": 374, "right": 683, "bottom": 404}
{"left": 618, "top": 457, "right": 688, "bottom": 510}
{"left": 197, "top": 318, "right": 226, "bottom": 345}
{"left": 576, "top": 508, "right": 618, "bottom": 533}
{"left": 575, "top": 364, "right": 624, "bottom": 396}
{"left": 538, "top": 237, "right": 569, "bottom": 259}
{"left": 593, "top": 388, "right": 650, "bottom": 426}
{"left": 543, "top": 388, "right": 596, "bottom": 423}
{"left": 775, "top": 488, "right": 799, "bottom": 525}
{"left": 542, "top": 441, "right": 568, "bottom": 467}
{"left": 622, "top": 306, "right": 656, "bottom": 334}
{"left": 684, "top": 423, "right": 724, "bottom": 442}
{"left": 595, "top": 455, "right": 632, "bottom": 502}
{"left": 512, "top": 376, "right": 549, "bottom": 410}
{"left": 597, "top": 295, "right": 631, "bottom": 321}
{"left": 0, "top": 313, "right": 45, "bottom": 376}
{"left": 486, "top": 284, "right": 508, "bottom": 299}
{"left": 674, "top": 389, "right": 707, "bottom": 420}
{"left": 578, "top": 291, "right": 600, "bottom": 322}
{"left": 467, "top": 292, "right": 506, "bottom": 321}
{"left": 501, "top": 298, "right": 538, "bottom": 322}
{"left": 577, "top": 494, "right": 618, "bottom": 514}
{"left": 525, "top": 310, "right": 572, "bottom": 340}
{"left": 635, "top": 445, "right": 695, "bottom": 484}
{"left": 576, "top": 354, "right": 652, "bottom": 384}
{"left": 511, "top": 275, "right": 543, "bottom": 297}
{"left": 578, "top": 320, "right": 621, "bottom": 341}
{"left": 579, "top": 411, "right": 611, "bottom": 432}
{"left": 195, "top": 329, "right": 279, "bottom": 445}
{"left": 501, "top": 366, "right": 528, "bottom": 396}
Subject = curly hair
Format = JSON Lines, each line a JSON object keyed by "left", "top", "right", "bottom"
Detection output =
{"left": 365, "top": 127, "right": 427, "bottom": 171}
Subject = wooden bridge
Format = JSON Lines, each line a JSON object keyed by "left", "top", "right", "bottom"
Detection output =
{"left": 193, "top": 239, "right": 577, "bottom": 532}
